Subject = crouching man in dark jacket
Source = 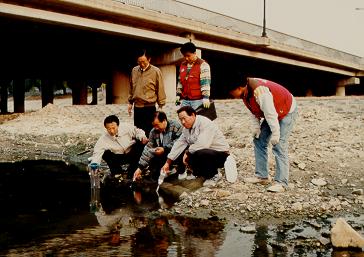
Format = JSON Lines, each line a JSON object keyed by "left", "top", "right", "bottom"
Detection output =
{"left": 133, "top": 111, "right": 183, "bottom": 181}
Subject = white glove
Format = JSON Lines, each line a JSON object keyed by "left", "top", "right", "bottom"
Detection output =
{"left": 175, "top": 96, "right": 181, "bottom": 106}
{"left": 202, "top": 98, "right": 210, "bottom": 108}
{"left": 271, "top": 134, "right": 280, "bottom": 145}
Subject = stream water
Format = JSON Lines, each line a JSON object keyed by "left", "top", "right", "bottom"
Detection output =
{"left": 0, "top": 160, "right": 363, "bottom": 256}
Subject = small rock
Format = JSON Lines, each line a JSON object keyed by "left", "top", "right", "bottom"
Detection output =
{"left": 291, "top": 202, "right": 303, "bottom": 211}
{"left": 311, "top": 178, "right": 327, "bottom": 186}
{"left": 341, "top": 179, "right": 348, "bottom": 184}
{"left": 216, "top": 189, "right": 231, "bottom": 198}
{"left": 179, "top": 192, "right": 189, "bottom": 199}
{"left": 327, "top": 185, "right": 335, "bottom": 190}
{"left": 173, "top": 207, "right": 181, "bottom": 214}
{"left": 319, "top": 237, "right": 330, "bottom": 245}
{"left": 200, "top": 199, "right": 209, "bottom": 206}
{"left": 226, "top": 192, "right": 248, "bottom": 201}
{"left": 239, "top": 225, "right": 256, "bottom": 233}
{"left": 308, "top": 221, "right": 322, "bottom": 229}
{"left": 331, "top": 218, "right": 364, "bottom": 248}
{"left": 298, "top": 163, "right": 306, "bottom": 170}
{"left": 277, "top": 205, "right": 286, "bottom": 212}
{"left": 352, "top": 189, "right": 363, "bottom": 195}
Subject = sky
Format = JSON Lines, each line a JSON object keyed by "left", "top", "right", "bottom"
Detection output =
{"left": 182, "top": 0, "right": 364, "bottom": 57}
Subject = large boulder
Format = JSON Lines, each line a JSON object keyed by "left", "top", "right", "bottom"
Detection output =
{"left": 331, "top": 217, "right": 364, "bottom": 248}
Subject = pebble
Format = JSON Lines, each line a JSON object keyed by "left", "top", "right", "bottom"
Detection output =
{"left": 311, "top": 178, "right": 327, "bottom": 186}
{"left": 239, "top": 225, "right": 256, "bottom": 233}
{"left": 352, "top": 189, "right": 363, "bottom": 195}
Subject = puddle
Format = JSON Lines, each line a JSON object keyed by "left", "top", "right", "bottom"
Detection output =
{"left": 0, "top": 160, "right": 363, "bottom": 256}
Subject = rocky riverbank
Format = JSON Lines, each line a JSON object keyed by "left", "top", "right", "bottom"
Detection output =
{"left": 0, "top": 97, "right": 363, "bottom": 224}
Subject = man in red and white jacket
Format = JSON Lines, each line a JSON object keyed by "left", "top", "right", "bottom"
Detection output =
{"left": 229, "top": 76, "right": 298, "bottom": 192}
{"left": 176, "top": 42, "right": 211, "bottom": 110}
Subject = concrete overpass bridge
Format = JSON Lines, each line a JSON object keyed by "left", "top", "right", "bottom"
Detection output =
{"left": 0, "top": 0, "right": 363, "bottom": 113}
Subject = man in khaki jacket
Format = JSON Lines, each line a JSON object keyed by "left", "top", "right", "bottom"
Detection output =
{"left": 128, "top": 49, "right": 166, "bottom": 137}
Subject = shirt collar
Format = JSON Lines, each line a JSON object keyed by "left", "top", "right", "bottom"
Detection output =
{"left": 140, "top": 63, "right": 150, "bottom": 72}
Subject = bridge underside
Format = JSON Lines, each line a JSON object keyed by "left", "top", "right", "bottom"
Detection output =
{"left": 0, "top": 16, "right": 362, "bottom": 113}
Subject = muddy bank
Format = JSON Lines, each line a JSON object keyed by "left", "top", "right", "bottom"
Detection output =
{"left": 0, "top": 97, "right": 363, "bottom": 224}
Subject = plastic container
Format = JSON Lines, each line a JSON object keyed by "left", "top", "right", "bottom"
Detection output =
{"left": 158, "top": 170, "right": 167, "bottom": 186}
{"left": 89, "top": 167, "right": 101, "bottom": 189}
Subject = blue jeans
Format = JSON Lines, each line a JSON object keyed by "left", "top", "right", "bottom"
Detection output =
{"left": 181, "top": 99, "right": 203, "bottom": 110}
{"left": 253, "top": 108, "right": 298, "bottom": 186}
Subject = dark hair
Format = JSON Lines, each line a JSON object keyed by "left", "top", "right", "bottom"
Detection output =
{"left": 180, "top": 42, "right": 196, "bottom": 55}
{"left": 153, "top": 111, "right": 167, "bottom": 123}
{"left": 228, "top": 72, "right": 248, "bottom": 91}
{"left": 177, "top": 106, "right": 196, "bottom": 116}
{"left": 104, "top": 115, "right": 119, "bottom": 126}
{"left": 135, "top": 48, "right": 150, "bottom": 59}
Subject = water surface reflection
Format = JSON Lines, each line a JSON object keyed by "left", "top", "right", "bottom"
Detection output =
{"left": 0, "top": 160, "right": 363, "bottom": 257}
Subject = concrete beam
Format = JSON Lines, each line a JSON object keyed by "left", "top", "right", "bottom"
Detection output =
{"left": 194, "top": 40, "right": 358, "bottom": 76}
{"left": 153, "top": 48, "right": 183, "bottom": 66}
{"left": 337, "top": 77, "right": 360, "bottom": 87}
{"left": 54, "top": 0, "right": 363, "bottom": 71}
{"left": 0, "top": 3, "right": 187, "bottom": 45}
{"left": 356, "top": 71, "right": 364, "bottom": 77}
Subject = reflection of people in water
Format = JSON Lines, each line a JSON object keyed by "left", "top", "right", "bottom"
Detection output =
{"left": 132, "top": 216, "right": 176, "bottom": 256}
{"left": 92, "top": 184, "right": 226, "bottom": 254}
{"left": 94, "top": 203, "right": 227, "bottom": 256}
{"left": 253, "top": 225, "right": 274, "bottom": 257}
{"left": 175, "top": 216, "right": 226, "bottom": 256}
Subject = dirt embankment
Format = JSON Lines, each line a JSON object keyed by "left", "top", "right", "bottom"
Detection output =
{"left": 0, "top": 97, "right": 363, "bottom": 223}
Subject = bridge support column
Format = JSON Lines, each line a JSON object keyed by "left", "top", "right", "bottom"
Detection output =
{"left": 0, "top": 80, "right": 10, "bottom": 113}
{"left": 112, "top": 71, "right": 129, "bottom": 104}
{"left": 90, "top": 85, "right": 98, "bottom": 105}
{"left": 41, "top": 79, "right": 54, "bottom": 107}
{"left": 305, "top": 88, "right": 313, "bottom": 96}
{"left": 336, "top": 77, "right": 360, "bottom": 96}
{"left": 13, "top": 79, "right": 25, "bottom": 113}
{"left": 336, "top": 86, "right": 345, "bottom": 96}
{"left": 153, "top": 48, "right": 184, "bottom": 103}
{"left": 89, "top": 80, "right": 102, "bottom": 105}
{"left": 160, "top": 65, "right": 176, "bottom": 103}
{"left": 70, "top": 80, "right": 88, "bottom": 105}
